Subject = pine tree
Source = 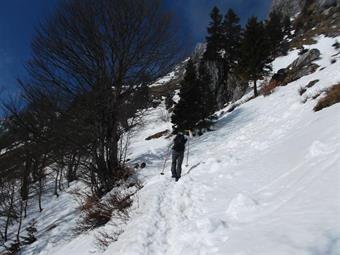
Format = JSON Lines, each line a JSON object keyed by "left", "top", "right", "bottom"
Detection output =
{"left": 171, "top": 60, "right": 216, "bottom": 132}
{"left": 266, "top": 11, "right": 285, "bottom": 58}
{"left": 239, "top": 17, "right": 272, "bottom": 97}
{"left": 171, "top": 60, "right": 201, "bottom": 132}
{"left": 197, "top": 62, "right": 216, "bottom": 129}
{"left": 204, "top": 6, "right": 223, "bottom": 60}
{"left": 221, "top": 8, "right": 242, "bottom": 74}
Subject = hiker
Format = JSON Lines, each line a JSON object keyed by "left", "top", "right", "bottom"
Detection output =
{"left": 171, "top": 132, "right": 187, "bottom": 181}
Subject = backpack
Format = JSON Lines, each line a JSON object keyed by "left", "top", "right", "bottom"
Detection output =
{"left": 173, "top": 134, "right": 187, "bottom": 152}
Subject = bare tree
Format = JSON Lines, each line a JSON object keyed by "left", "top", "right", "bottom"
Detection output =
{"left": 18, "top": 0, "right": 181, "bottom": 194}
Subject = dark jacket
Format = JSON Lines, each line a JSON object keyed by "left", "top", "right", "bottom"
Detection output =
{"left": 173, "top": 134, "right": 187, "bottom": 152}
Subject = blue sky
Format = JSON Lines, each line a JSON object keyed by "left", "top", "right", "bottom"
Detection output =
{"left": 0, "top": 0, "right": 271, "bottom": 110}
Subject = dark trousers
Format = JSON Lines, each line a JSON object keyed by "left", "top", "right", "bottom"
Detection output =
{"left": 171, "top": 150, "right": 184, "bottom": 178}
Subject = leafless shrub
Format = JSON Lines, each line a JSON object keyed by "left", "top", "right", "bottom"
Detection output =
{"left": 74, "top": 191, "right": 133, "bottom": 234}
{"left": 72, "top": 170, "right": 142, "bottom": 235}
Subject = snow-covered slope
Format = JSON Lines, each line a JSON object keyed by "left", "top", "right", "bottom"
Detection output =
{"left": 19, "top": 35, "right": 340, "bottom": 255}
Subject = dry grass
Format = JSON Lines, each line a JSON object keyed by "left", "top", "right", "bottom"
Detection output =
{"left": 261, "top": 80, "right": 278, "bottom": 96}
{"left": 314, "top": 84, "right": 340, "bottom": 111}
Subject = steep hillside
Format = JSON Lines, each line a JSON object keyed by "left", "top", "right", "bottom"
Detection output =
{"left": 16, "top": 33, "right": 340, "bottom": 255}
{"left": 2, "top": 2, "right": 340, "bottom": 254}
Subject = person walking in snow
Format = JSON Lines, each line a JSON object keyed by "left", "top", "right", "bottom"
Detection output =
{"left": 171, "top": 132, "right": 187, "bottom": 181}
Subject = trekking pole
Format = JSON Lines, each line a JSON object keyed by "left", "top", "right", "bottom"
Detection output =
{"left": 160, "top": 145, "right": 172, "bottom": 175}
{"left": 185, "top": 130, "right": 192, "bottom": 167}
{"left": 160, "top": 155, "right": 168, "bottom": 175}
{"left": 185, "top": 139, "right": 190, "bottom": 167}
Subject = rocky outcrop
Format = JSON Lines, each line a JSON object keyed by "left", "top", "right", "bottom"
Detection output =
{"left": 270, "top": 0, "right": 306, "bottom": 17}
{"left": 270, "top": 0, "right": 339, "bottom": 17}
{"left": 270, "top": 48, "right": 321, "bottom": 86}
{"left": 150, "top": 42, "right": 248, "bottom": 110}
{"left": 191, "top": 43, "right": 248, "bottom": 108}
{"left": 290, "top": 49, "right": 321, "bottom": 70}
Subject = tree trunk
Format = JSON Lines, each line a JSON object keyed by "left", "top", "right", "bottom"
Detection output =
{"left": 38, "top": 178, "right": 43, "bottom": 212}
{"left": 24, "top": 200, "right": 28, "bottom": 218}
{"left": 253, "top": 79, "right": 258, "bottom": 97}
{"left": 54, "top": 169, "right": 59, "bottom": 197}
{"left": 4, "top": 186, "right": 15, "bottom": 242}
{"left": 16, "top": 200, "right": 23, "bottom": 243}
{"left": 58, "top": 168, "right": 63, "bottom": 191}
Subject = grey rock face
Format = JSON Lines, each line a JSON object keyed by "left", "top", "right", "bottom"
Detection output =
{"left": 271, "top": 49, "right": 321, "bottom": 86}
{"left": 270, "top": 0, "right": 339, "bottom": 17}
{"left": 191, "top": 43, "right": 247, "bottom": 108}
{"left": 289, "top": 49, "right": 321, "bottom": 69}
{"left": 270, "top": 0, "right": 306, "bottom": 17}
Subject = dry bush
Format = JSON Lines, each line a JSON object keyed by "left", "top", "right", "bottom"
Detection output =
{"left": 314, "top": 84, "right": 340, "bottom": 111}
{"left": 113, "top": 166, "right": 136, "bottom": 184}
{"left": 74, "top": 191, "right": 134, "bottom": 234}
{"left": 261, "top": 80, "right": 278, "bottom": 96}
{"left": 72, "top": 173, "right": 142, "bottom": 235}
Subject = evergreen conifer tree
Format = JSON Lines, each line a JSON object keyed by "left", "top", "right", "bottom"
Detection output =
{"left": 266, "top": 11, "right": 285, "bottom": 58}
{"left": 221, "top": 8, "right": 242, "bottom": 75}
{"left": 171, "top": 60, "right": 201, "bottom": 132}
{"left": 239, "top": 17, "right": 272, "bottom": 97}
{"left": 197, "top": 62, "right": 216, "bottom": 128}
{"left": 204, "top": 6, "right": 223, "bottom": 60}
{"left": 172, "top": 60, "right": 217, "bottom": 132}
